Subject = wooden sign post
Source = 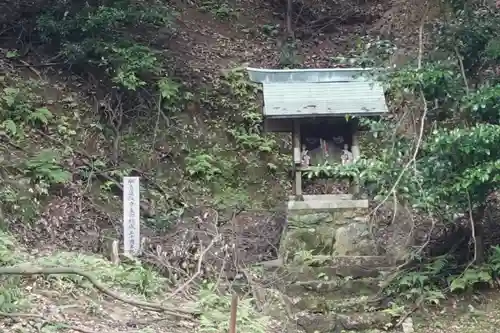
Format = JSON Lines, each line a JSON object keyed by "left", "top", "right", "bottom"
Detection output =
{"left": 123, "top": 176, "right": 141, "bottom": 256}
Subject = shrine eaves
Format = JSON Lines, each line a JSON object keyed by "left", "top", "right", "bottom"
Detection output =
{"left": 246, "top": 67, "right": 389, "bottom": 132}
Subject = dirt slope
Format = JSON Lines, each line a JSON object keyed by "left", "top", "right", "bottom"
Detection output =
{"left": 0, "top": 1, "right": 463, "bottom": 332}
{"left": 0, "top": 0, "right": 406, "bottom": 280}
{"left": 166, "top": 0, "right": 394, "bottom": 79}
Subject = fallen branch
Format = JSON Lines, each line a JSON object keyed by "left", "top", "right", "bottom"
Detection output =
{"left": 16, "top": 59, "right": 42, "bottom": 79}
{"left": 0, "top": 266, "right": 196, "bottom": 319}
{"left": 165, "top": 236, "right": 219, "bottom": 301}
{"left": 14, "top": 62, "right": 64, "bottom": 68}
{"left": 394, "top": 300, "right": 420, "bottom": 329}
{"left": 125, "top": 315, "right": 171, "bottom": 327}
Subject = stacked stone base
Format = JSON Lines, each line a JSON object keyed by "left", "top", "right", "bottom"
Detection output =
{"left": 260, "top": 203, "right": 398, "bottom": 333}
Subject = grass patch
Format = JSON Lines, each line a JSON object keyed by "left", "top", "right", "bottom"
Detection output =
{"left": 197, "top": 283, "right": 269, "bottom": 333}
{"left": 31, "top": 252, "right": 168, "bottom": 297}
{"left": 0, "top": 230, "right": 167, "bottom": 314}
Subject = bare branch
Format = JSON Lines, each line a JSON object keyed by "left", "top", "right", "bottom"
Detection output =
{"left": 0, "top": 266, "right": 196, "bottom": 319}
{"left": 370, "top": 8, "right": 429, "bottom": 217}
{"left": 455, "top": 46, "right": 470, "bottom": 94}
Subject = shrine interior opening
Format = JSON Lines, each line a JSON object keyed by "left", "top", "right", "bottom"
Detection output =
{"left": 299, "top": 117, "right": 358, "bottom": 167}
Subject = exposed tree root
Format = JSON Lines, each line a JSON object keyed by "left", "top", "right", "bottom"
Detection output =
{"left": 0, "top": 227, "right": 221, "bottom": 331}
{"left": 0, "top": 266, "right": 196, "bottom": 319}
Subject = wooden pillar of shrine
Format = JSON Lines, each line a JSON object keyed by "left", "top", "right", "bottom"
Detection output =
{"left": 292, "top": 120, "right": 302, "bottom": 198}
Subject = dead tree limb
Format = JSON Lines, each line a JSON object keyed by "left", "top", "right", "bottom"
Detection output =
{"left": 0, "top": 266, "right": 196, "bottom": 319}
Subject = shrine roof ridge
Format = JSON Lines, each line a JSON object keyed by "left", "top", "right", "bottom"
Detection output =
{"left": 246, "top": 67, "right": 382, "bottom": 84}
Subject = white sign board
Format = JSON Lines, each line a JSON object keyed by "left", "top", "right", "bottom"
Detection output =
{"left": 123, "top": 177, "right": 141, "bottom": 256}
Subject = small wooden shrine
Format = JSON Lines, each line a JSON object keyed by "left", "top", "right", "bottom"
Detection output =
{"left": 246, "top": 67, "right": 389, "bottom": 210}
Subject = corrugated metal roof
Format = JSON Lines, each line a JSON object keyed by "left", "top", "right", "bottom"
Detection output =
{"left": 246, "top": 67, "right": 374, "bottom": 83}
{"left": 246, "top": 67, "right": 388, "bottom": 118}
{"left": 262, "top": 81, "right": 387, "bottom": 118}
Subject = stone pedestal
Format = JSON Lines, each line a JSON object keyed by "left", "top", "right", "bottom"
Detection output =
{"left": 261, "top": 200, "right": 407, "bottom": 332}
{"left": 280, "top": 207, "right": 379, "bottom": 263}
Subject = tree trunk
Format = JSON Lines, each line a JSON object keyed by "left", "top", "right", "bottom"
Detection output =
{"left": 286, "top": 0, "right": 293, "bottom": 38}
{"left": 472, "top": 204, "right": 487, "bottom": 264}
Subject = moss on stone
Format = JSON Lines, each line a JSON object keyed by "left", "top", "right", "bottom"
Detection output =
{"left": 280, "top": 208, "right": 376, "bottom": 262}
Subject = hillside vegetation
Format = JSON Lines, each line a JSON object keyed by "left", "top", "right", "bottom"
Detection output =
{"left": 2, "top": 0, "right": 500, "bottom": 332}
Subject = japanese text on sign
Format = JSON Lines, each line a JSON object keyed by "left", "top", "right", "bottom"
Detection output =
{"left": 123, "top": 177, "right": 140, "bottom": 256}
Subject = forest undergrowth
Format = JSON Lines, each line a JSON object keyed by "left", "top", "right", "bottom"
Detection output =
{"left": 2, "top": 0, "right": 500, "bottom": 331}
{"left": 0, "top": 0, "right": 293, "bottom": 331}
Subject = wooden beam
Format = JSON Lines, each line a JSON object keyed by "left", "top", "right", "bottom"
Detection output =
{"left": 288, "top": 198, "right": 369, "bottom": 211}
{"left": 292, "top": 120, "right": 301, "bottom": 164}
{"left": 294, "top": 172, "right": 302, "bottom": 197}
{"left": 351, "top": 130, "right": 360, "bottom": 161}
{"left": 350, "top": 129, "right": 360, "bottom": 195}
{"left": 289, "top": 194, "right": 353, "bottom": 201}
{"left": 292, "top": 120, "right": 302, "bottom": 197}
